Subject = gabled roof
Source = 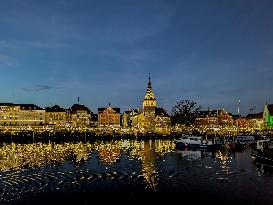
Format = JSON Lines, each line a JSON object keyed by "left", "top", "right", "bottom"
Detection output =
{"left": 155, "top": 107, "right": 169, "bottom": 117}
{"left": 246, "top": 112, "right": 263, "bottom": 119}
{"left": 45, "top": 105, "right": 65, "bottom": 112}
{"left": 70, "top": 104, "right": 91, "bottom": 114}
{"left": 98, "top": 107, "right": 120, "bottom": 113}
{"left": 231, "top": 115, "right": 240, "bottom": 120}
{"left": 0, "top": 103, "right": 14, "bottom": 106}
{"left": 0, "top": 103, "right": 44, "bottom": 110}
{"left": 18, "top": 104, "right": 44, "bottom": 110}
{"left": 196, "top": 110, "right": 218, "bottom": 118}
{"left": 123, "top": 109, "right": 140, "bottom": 115}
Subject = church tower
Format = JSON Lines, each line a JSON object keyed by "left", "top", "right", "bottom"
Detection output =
{"left": 142, "top": 75, "right": 156, "bottom": 132}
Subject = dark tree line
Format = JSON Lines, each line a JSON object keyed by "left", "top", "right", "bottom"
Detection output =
{"left": 171, "top": 99, "right": 201, "bottom": 126}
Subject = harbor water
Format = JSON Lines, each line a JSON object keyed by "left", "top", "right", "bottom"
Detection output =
{"left": 0, "top": 138, "right": 273, "bottom": 204}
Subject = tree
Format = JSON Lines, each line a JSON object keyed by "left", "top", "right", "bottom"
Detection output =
{"left": 171, "top": 99, "right": 201, "bottom": 126}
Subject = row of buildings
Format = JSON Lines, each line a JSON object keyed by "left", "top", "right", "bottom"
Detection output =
{"left": 1, "top": 76, "right": 272, "bottom": 134}
{"left": 0, "top": 103, "right": 93, "bottom": 127}
{"left": 0, "top": 77, "right": 172, "bottom": 134}
{"left": 195, "top": 104, "right": 273, "bottom": 132}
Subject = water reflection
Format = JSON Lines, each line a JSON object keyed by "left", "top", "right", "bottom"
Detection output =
{"left": 214, "top": 149, "right": 233, "bottom": 181}
{"left": 93, "top": 139, "right": 175, "bottom": 190}
{"left": 255, "top": 163, "right": 273, "bottom": 176}
{"left": 176, "top": 150, "right": 202, "bottom": 160}
{"left": 1, "top": 139, "right": 273, "bottom": 204}
{"left": 0, "top": 142, "right": 93, "bottom": 172}
{"left": 140, "top": 140, "right": 157, "bottom": 190}
{"left": 96, "top": 141, "right": 121, "bottom": 164}
{"left": 0, "top": 140, "right": 176, "bottom": 191}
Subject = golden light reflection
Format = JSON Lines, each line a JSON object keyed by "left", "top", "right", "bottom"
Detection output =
{"left": 0, "top": 139, "right": 176, "bottom": 190}
{"left": 215, "top": 149, "right": 233, "bottom": 180}
{"left": 0, "top": 142, "right": 92, "bottom": 172}
{"left": 95, "top": 141, "right": 121, "bottom": 164}
{"left": 215, "top": 150, "right": 231, "bottom": 164}
{"left": 122, "top": 139, "right": 176, "bottom": 190}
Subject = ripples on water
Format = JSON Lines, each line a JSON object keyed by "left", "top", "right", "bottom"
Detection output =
{"left": 1, "top": 139, "right": 273, "bottom": 204}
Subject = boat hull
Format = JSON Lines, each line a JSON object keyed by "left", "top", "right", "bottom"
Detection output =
{"left": 175, "top": 142, "right": 216, "bottom": 151}
{"left": 251, "top": 151, "right": 273, "bottom": 165}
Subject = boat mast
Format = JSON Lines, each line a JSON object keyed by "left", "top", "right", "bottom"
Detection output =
{"left": 237, "top": 99, "right": 240, "bottom": 135}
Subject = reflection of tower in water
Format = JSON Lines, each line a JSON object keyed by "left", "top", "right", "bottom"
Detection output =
{"left": 94, "top": 139, "right": 175, "bottom": 190}
{"left": 140, "top": 140, "right": 157, "bottom": 190}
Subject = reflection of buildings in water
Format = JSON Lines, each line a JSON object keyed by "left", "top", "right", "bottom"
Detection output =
{"left": 132, "top": 139, "right": 176, "bottom": 190}
{"left": 215, "top": 150, "right": 232, "bottom": 164}
{"left": 0, "top": 142, "right": 93, "bottom": 172}
{"left": 96, "top": 141, "right": 122, "bottom": 165}
{"left": 140, "top": 140, "right": 157, "bottom": 190}
{"left": 119, "top": 139, "right": 175, "bottom": 160}
{"left": 0, "top": 139, "right": 175, "bottom": 187}
{"left": 154, "top": 140, "right": 176, "bottom": 156}
{"left": 95, "top": 139, "right": 175, "bottom": 190}
{"left": 215, "top": 149, "right": 233, "bottom": 177}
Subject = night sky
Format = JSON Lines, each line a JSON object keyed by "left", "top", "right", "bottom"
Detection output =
{"left": 0, "top": 0, "right": 273, "bottom": 115}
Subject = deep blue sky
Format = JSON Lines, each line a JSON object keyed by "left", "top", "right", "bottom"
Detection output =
{"left": 0, "top": 0, "right": 273, "bottom": 115}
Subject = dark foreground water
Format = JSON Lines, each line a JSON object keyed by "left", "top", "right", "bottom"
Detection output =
{"left": 0, "top": 139, "right": 273, "bottom": 205}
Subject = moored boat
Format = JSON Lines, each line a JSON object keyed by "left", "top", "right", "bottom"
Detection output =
{"left": 175, "top": 135, "right": 216, "bottom": 151}
{"left": 175, "top": 135, "right": 202, "bottom": 149}
{"left": 251, "top": 139, "right": 273, "bottom": 165}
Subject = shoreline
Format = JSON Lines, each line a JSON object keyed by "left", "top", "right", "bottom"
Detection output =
{"left": 0, "top": 132, "right": 182, "bottom": 143}
{"left": 0, "top": 131, "right": 269, "bottom": 144}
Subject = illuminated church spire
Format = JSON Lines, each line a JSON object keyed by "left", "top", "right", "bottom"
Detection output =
{"left": 143, "top": 73, "right": 156, "bottom": 108}
{"left": 144, "top": 74, "right": 156, "bottom": 101}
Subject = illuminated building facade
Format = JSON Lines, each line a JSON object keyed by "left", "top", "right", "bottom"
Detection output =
{"left": 122, "top": 109, "right": 139, "bottom": 128}
{"left": 127, "top": 76, "right": 170, "bottom": 133}
{"left": 130, "top": 111, "right": 145, "bottom": 129}
{"left": 0, "top": 103, "right": 45, "bottom": 126}
{"left": 45, "top": 105, "right": 66, "bottom": 125}
{"left": 246, "top": 112, "right": 264, "bottom": 131}
{"left": 234, "top": 117, "right": 249, "bottom": 132}
{"left": 70, "top": 104, "right": 92, "bottom": 126}
{"left": 263, "top": 104, "right": 273, "bottom": 129}
{"left": 98, "top": 106, "right": 120, "bottom": 127}
{"left": 195, "top": 109, "right": 235, "bottom": 134}
{"left": 154, "top": 108, "right": 171, "bottom": 134}
{"left": 195, "top": 110, "right": 218, "bottom": 128}
{"left": 218, "top": 109, "right": 233, "bottom": 126}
